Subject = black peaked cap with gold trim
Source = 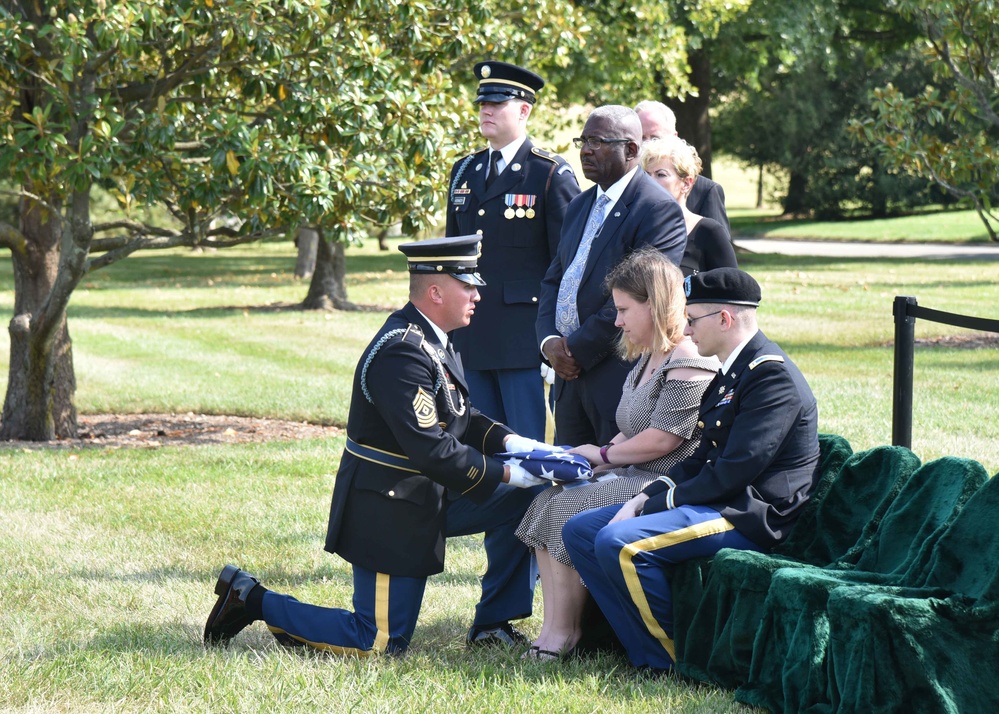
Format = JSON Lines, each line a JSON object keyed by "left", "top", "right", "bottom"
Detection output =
{"left": 474, "top": 61, "right": 544, "bottom": 105}
{"left": 399, "top": 235, "right": 486, "bottom": 286}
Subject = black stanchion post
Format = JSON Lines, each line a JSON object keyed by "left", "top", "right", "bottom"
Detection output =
{"left": 892, "top": 296, "right": 917, "bottom": 448}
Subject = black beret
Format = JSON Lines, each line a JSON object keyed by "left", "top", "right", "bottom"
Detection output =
{"left": 399, "top": 235, "right": 485, "bottom": 286}
{"left": 684, "top": 268, "right": 761, "bottom": 306}
{"left": 474, "top": 61, "right": 544, "bottom": 105}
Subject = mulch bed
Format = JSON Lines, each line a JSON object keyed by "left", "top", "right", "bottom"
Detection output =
{"left": 3, "top": 413, "right": 342, "bottom": 450}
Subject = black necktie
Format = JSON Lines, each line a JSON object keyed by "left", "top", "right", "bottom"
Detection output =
{"left": 485, "top": 150, "right": 501, "bottom": 188}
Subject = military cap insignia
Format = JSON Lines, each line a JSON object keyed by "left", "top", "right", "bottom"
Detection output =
{"left": 684, "top": 275, "right": 692, "bottom": 297}
{"left": 749, "top": 355, "right": 785, "bottom": 370}
{"left": 480, "top": 64, "right": 492, "bottom": 78}
{"left": 413, "top": 387, "right": 438, "bottom": 428}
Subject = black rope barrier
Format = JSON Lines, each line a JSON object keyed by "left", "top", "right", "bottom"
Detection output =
{"left": 892, "top": 296, "right": 999, "bottom": 448}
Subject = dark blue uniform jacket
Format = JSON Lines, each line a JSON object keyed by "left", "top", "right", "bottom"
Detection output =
{"left": 448, "top": 140, "right": 579, "bottom": 370}
{"left": 325, "top": 304, "right": 514, "bottom": 578}
{"left": 643, "top": 330, "right": 820, "bottom": 549}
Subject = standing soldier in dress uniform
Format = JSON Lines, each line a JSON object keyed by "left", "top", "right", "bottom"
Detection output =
{"left": 447, "top": 60, "right": 580, "bottom": 441}
{"left": 203, "top": 236, "right": 552, "bottom": 656}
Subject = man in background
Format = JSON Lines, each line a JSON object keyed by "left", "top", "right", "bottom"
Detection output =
{"left": 447, "top": 61, "right": 579, "bottom": 441}
{"left": 634, "top": 100, "right": 729, "bottom": 233}
{"left": 536, "top": 105, "right": 686, "bottom": 447}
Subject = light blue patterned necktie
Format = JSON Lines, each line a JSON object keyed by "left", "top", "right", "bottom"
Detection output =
{"left": 555, "top": 193, "right": 612, "bottom": 336}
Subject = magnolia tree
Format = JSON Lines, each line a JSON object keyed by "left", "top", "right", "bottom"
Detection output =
{"left": 853, "top": 0, "right": 999, "bottom": 240}
{"left": 0, "top": 0, "right": 585, "bottom": 440}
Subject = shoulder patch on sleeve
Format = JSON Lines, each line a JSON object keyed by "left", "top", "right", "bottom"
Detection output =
{"left": 749, "top": 354, "right": 785, "bottom": 370}
{"left": 412, "top": 387, "right": 438, "bottom": 428}
{"left": 557, "top": 164, "right": 574, "bottom": 175}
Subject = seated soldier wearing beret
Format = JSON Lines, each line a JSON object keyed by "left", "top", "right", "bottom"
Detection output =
{"left": 203, "top": 235, "right": 553, "bottom": 656}
{"left": 562, "top": 267, "right": 821, "bottom": 673}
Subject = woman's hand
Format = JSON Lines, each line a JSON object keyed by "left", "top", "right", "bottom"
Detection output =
{"left": 568, "top": 443, "right": 602, "bottom": 465}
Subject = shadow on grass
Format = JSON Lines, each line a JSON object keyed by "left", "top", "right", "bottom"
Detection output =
{"left": 84, "top": 251, "right": 408, "bottom": 289}
{"left": 66, "top": 300, "right": 399, "bottom": 320}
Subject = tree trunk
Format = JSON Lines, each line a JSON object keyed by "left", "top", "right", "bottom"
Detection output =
{"left": 757, "top": 165, "right": 765, "bottom": 209}
{"left": 301, "top": 231, "right": 357, "bottom": 310}
{"left": 870, "top": 160, "right": 888, "bottom": 218}
{"left": 783, "top": 170, "right": 809, "bottom": 215}
{"left": 664, "top": 48, "right": 715, "bottom": 179}
{"left": 294, "top": 226, "right": 319, "bottom": 279}
{"left": 1, "top": 196, "right": 78, "bottom": 440}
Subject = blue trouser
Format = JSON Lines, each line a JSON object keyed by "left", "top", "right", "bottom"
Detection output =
{"left": 261, "top": 482, "right": 540, "bottom": 654}
{"left": 262, "top": 566, "right": 424, "bottom": 655}
{"left": 562, "top": 503, "right": 763, "bottom": 670}
{"left": 465, "top": 367, "right": 546, "bottom": 442}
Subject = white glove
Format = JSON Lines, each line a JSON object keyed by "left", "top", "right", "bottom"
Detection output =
{"left": 506, "top": 463, "right": 547, "bottom": 489}
{"left": 540, "top": 363, "right": 555, "bottom": 385}
{"left": 504, "top": 434, "right": 560, "bottom": 454}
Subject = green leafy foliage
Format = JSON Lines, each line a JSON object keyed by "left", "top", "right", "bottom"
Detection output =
{"left": 850, "top": 0, "right": 999, "bottom": 240}
{"left": 0, "top": 0, "right": 605, "bottom": 259}
{"left": 0, "top": 0, "right": 501, "bottom": 250}
{"left": 710, "top": 0, "right": 946, "bottom": 218}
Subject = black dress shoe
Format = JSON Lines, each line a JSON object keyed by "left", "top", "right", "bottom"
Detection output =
{"left": 204, "top": 564, "right": 261, "bottom": 647}
{"left": 465, "top": 621, "right": 530, "bottom": 648}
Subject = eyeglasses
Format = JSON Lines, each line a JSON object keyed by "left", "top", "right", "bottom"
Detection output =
{"left": 686, "top": 310, "right": 723, "bottom": 327}
{"left": 572, "top": 137, "right": 631, "bottom": 150}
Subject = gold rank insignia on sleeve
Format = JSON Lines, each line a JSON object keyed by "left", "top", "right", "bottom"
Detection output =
{"left": 412, "top": 387, "right": 438, "bottom": 428}
{"left": 749, "top": 354, "right": 785, "bottom": 370}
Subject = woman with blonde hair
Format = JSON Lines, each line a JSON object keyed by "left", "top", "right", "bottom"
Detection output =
{"left": 516, "top": 248, "right": 719, "bottom": 659}
{"left": 641, "top": 136, "right": 738, "bottom": 276}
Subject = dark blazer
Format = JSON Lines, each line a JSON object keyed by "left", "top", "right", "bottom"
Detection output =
{"left": 643, "top": 330, "right": 820, "bottom": 549}
{"left": 325, "top": 303, "right": 514, "bottom": 578}
{"left": 536, "top": 169, "right": 686, "bottom": 376}
{"left": 448, "top": 140, "right": 579, "bottom": 370}
{"left": 687, "top": 176, "right": 729, "bottom": 234}
{"left": 680, "top": 217, "right": 738, "bottom": 277}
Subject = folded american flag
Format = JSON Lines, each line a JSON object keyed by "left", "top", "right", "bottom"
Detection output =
{"left": 495, "top": 448, "right": 593, "bottom": 483}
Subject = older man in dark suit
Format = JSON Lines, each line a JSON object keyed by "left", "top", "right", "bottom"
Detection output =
{"left": 536, "top": 105, "right": 686, "bottom": 447}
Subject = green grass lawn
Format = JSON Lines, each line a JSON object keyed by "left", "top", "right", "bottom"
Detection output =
{"left": 729, "top": 207, "right": 997, "bottom": 243}
{"left": 1, "top": 239, "right": 997, "bottom": 712}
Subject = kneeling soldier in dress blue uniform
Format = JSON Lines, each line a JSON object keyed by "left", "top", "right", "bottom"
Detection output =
{"left": 204, "top": 235, "right": 552, "bottom": 655}
{"left": 562, "top": 268, "right": 821, "bottom": 672}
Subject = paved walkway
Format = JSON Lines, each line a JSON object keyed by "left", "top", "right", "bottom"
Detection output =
{"left": 733, "top": 237, "right": 999, "bottom": 261}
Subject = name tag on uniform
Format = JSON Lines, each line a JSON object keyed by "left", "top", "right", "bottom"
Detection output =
{"left": 452, "top": 196, "right": 466, "bottom": 205}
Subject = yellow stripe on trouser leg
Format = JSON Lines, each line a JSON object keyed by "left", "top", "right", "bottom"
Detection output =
{"left": 619, "top": 517, "right": 736, "bottom": 661}
{"left": 373, "top": 572, "right": 391, "bottom": 653}
{"left": 265, "top": 572, "right": 394, "bottom": 656}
